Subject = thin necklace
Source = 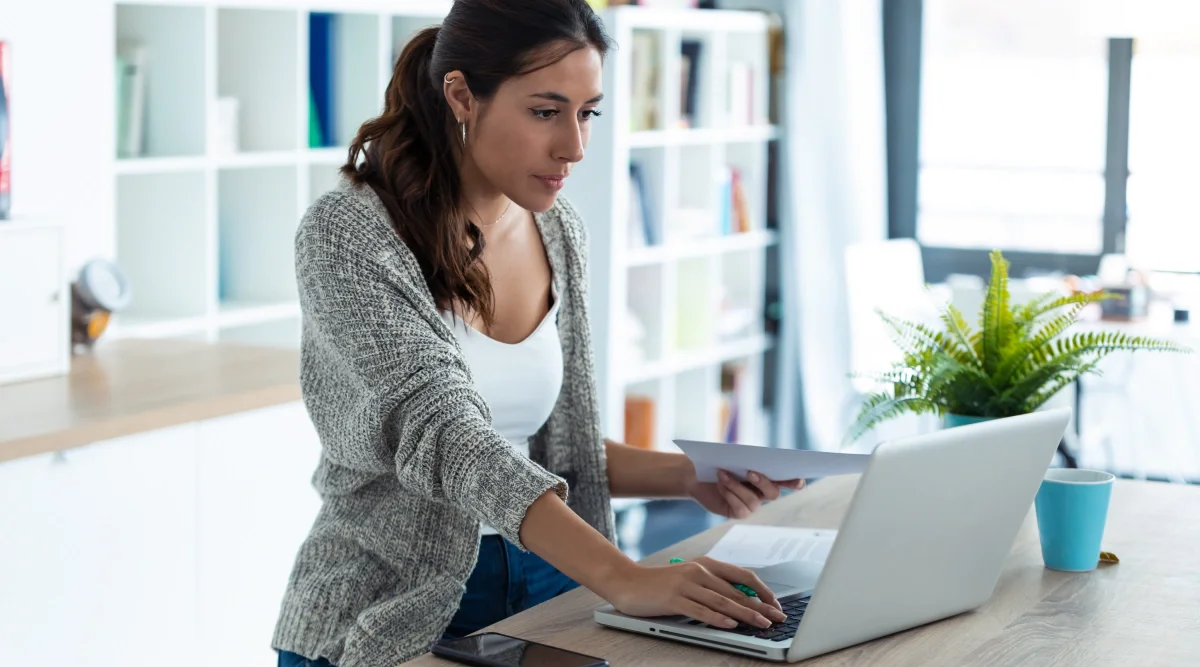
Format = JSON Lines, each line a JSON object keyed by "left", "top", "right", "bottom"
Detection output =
{"left": 476, "top": 200, "right": 513, "bottom": 228}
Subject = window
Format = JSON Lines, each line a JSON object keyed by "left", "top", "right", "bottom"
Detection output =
{"left": 1126, "top": 37, "right": 1200, "bottom": 273}
{"left": 887, "top": 0, "right": 1200, "bottom": 280}
{"left": 918, "top": 0, "right": 1110, "bottom": 256}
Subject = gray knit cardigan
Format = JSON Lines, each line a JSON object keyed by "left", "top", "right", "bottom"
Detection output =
{"left": 272, "top": 176, "right": 617, "bottom": 667}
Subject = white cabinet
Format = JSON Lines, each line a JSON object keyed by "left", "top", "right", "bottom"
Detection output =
{"left": 0, "top": 423, "right": 200, "bottom": 667}
{"left": 0, "top": 222, "right": 69, "bottom": 385}
{"left": 0, "top": 452, "right": 89, "bottom": 665}
{"left": 197, "top": 402, "right": 323, "bottom": 667}
{"left": 0, "top": 400, "right": 323, "bottom": 667}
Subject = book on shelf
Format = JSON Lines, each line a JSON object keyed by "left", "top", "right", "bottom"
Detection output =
{"left": 718, "top": 363, "right": 745, "bottom": 443}
{"left": 630, "top": 32, "right": 659, "bottom": 132}
{"left": 679, "top": 40, "right": 702, "bottom": 128}
{"left": 714, "top": 165, "right": 752, "bottom": 236}
{"left": 309, "top": 13, "right": 337, "bottom": 147}
{"left": 731, "top": 167, "right": 751, "bottom": 233}
{"left": 0, "top": 40, "right": 10, "bottom": 220}
{"left": 624, "top": 395, "right": 656, "bottom": 450}
{"left": 629, "top": 161, "right": 658, "bottom": 246}
{"left": 115, "top": 40, "right": 148, "bottom": 158}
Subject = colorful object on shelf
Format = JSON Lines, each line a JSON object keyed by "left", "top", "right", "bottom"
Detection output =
{"left": 679, "top": 40, "right": 702, "bottom": 128}
{"left": 0, "top": 40, "right": 11, "bottom": 219}
{"left": 115, "top": 40, "right": 148, "bottom": 158}
{"left": 309, "top": 12, "right": 336, "bottom": 147}
{"left": 70, "top": 259, "right": 132, "bottom": 351}
{"left": 624, "top": 395, "right": 656, "bottom": 450}
{"left": 629, "top": 161, "right": 658, "bottom": 245}
{"left": 308, "top": 87, "right": 325, "bottom": 148}
{"left": 717, "top": 166, "right": 752, "bottom": 236}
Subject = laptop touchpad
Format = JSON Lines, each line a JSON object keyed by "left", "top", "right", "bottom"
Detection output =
{"left": 754, "top": 559, "right": 824, "bottom": 593}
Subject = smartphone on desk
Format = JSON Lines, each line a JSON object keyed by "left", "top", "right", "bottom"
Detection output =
{"left": 431, "top": 632, "right": 608, "bottom": 667}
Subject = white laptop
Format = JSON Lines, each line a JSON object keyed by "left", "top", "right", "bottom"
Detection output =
{"left": 594, "top": 408, "right": 1072, "bottom": 662}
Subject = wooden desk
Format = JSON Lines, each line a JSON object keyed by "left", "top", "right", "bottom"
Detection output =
{"left": 403, "top": 476, "right": 1200, "bottom": 666}
{"left": 0, "top": 339, "right": 301, "bottom": 463}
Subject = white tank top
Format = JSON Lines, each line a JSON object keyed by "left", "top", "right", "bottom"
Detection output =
{"left": 441, "top": 289, "right": 563, "bottom": 536}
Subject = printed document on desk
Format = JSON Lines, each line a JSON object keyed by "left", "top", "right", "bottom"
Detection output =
{"left": 707, "top": 525, "right": 837, "bottom": 569}
{"left": 674, "top": 439, "right": 869, "bottom": 483}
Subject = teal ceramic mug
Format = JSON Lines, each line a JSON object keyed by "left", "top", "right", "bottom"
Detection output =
{"left": 1034, "top": 469, "right": 1115, "bottom": 572}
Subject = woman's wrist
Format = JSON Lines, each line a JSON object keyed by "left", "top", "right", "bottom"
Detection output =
{"left": 673, "top": 453, "right": 699, "bottom": 497}
{"left": 590, "top": 549, "right": 642, "bottom": 600}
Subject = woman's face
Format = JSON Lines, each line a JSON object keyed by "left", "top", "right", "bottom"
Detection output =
{"left": 466, "top": 46, "right": 604, "bottom": 213}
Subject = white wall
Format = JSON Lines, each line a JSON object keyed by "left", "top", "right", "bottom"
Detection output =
{"left": 0, "top": 0, "right": 116, "bottom": 272}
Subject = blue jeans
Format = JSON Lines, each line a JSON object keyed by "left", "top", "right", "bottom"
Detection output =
{"left": 277, "top": 534, "right": 578, "bottom": 667}
{"left": 441, "top": 533, "right": 579, "bottom": 640}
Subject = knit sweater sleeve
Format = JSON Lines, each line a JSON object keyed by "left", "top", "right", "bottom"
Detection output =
{"left": 295, "top": 193, "right": 567, "bottom": 550}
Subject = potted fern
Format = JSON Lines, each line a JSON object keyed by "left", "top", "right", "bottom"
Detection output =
{"left": 845, "top": 250, "right": 1192, "bottom": 447}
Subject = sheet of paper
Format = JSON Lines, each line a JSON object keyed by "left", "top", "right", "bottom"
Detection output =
{"left": 706, "top": 525, "right": 838, "bottom": 569}
{"left": 674, "top": 439, "right": 869, "bottom": 483}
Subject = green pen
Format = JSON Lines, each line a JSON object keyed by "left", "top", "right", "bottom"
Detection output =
{"left": 669, "top": 558, "right": 758, "bottom": 597}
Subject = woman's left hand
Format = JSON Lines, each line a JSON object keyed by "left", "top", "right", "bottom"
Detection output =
{"left": 685, "top": 468, "right": 805, "bottom": 519}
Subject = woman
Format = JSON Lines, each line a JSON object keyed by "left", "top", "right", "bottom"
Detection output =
{"left": 273, "top": 2, "right": 803, "bottom": 665}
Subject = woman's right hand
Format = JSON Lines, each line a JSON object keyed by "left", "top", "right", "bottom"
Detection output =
{"left": 603, "top": 556, "right": 788, "bottom": 630}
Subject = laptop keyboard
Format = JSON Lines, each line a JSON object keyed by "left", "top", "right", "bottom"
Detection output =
{"left": 683, "top": 592, "right": 810, "bottom": 642}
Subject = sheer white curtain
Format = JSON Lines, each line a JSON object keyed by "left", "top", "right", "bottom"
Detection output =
{"left": 776, "top": 0, "right": 889, "bottom": 451}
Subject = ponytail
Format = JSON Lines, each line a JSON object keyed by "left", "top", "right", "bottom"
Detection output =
{"left": 344, "top": 26, "right": 494, "bottom": 326}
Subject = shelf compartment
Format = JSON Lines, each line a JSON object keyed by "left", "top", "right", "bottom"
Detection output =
{"left": 725, "top": 140, "right": 769, "bottom": 232}
{"left": 717, "top": 357, "right": 765, "bottom": 446}
{"left": 671, "top": 257, "right": 715, "bottom": 352}
{"left": 624, "top": 265, "right": 665, "bottom": 366}
{"left": 308, "top": 12, "right": 381, "bottom": 148}
{"left": 116, "top": 171, "right": 211, "bottom": 325}
{"left": 217, "top": 166, "right": 300, "bottom": 305}
{"left": 717, "top": 247, "right": 765, "bottom": 343}
{"left": 672, "top": 143, "right": 720, "bottom": 242}
{"left": 674, "top": 366, "right": 720, "bottom": 442}
{"left": 115, "top": 4, "right": 207, "bottom": 158}
{"left": 630, "top": 29, "right": 670, "bottom": 133}
{"left": 627, "top": 147, "right": 668, "bottom": 249}
{"left": 723, "top": 30, "right": 770, "bottom": 129}
{"left": 677, "top": 29, "right": 722, "bottom": 131}
{"left": 218, "top": 8, "right": 300, "bottom": 153}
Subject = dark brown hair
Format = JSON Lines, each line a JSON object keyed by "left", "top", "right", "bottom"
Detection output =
{"left": 343, "top": 0, "right": 611, "bottom": 328}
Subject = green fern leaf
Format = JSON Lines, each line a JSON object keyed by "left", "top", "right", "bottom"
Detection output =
{"left": 981, "top": 250, "right": 1014, "bottom": 375}
{"left": 843, "top": 394, "right": 944, "bottom": 447}
{"left": 996, "top": 303, "right": 1087, "bottom": 386}
{"left": 940, "top": 302, "right": 982, "bottom": 368}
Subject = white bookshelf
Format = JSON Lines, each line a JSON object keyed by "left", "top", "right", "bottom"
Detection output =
{"left": 107, "top": 0, "right": 452, "bottom": 343}
{"left": 104, "top": 2, "right": 778, "bottom": 458}
{"left": 566, "top": 7, "right": 778, "bottom": 458}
